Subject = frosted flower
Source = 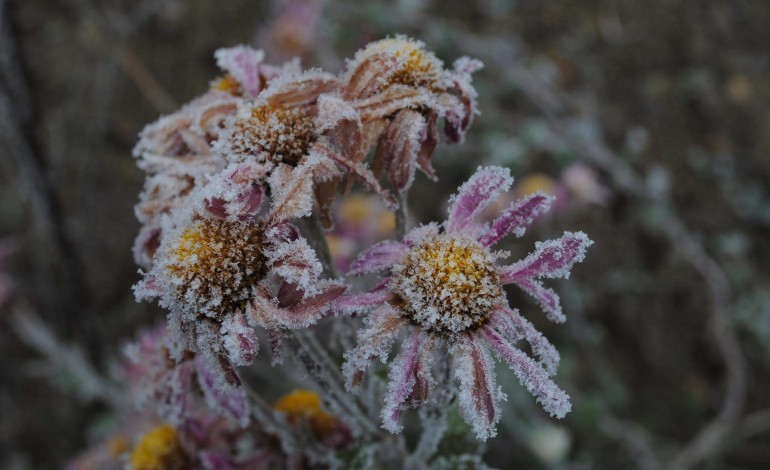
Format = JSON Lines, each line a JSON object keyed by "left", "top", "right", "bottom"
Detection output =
{"left": 133, "top": 46, "right": 295, "bottom": 267}
{"left": 135, "top": 173, "right": 346, "bottom": 392}
{"left": 319, "top": 36, "right": 483, "bottom": 197}
{"left": 338, "top": 166, "right": 593, "bottom": 439}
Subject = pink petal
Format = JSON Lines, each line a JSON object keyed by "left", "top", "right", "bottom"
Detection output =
{"left": 247, "top": 289, "right": 322, "bottom": 330}
{"left": 214, "top": 46, "right": 266, "bottom": 98}
{"left": 499, "top": 231, "right": 593, "bottom": 281}
{"left": 511, "top": 277, "right": 564, "bottom": 323}
{"left": 452, "top": 333, "right": 502, "bottom": 440}
{"left": 349, "top": 241, "right": 409, "bottom": 275}
{"left": 482, "top": 326, "right": 571, "bottom": 419}
{"left": 446, "top": 166, "right": 513, "bottom": 234}
{"left": 288, "top": 281, "right": 347, "bottom": 316}
{"left": 342, "top": 304, "right": 407, "bottom": 390}
{"left": 478, "top": 192, "right": 554, "bottom": 247}
{"left": 195, "top": 357, "right": 250, "bottom": 427}
{"left": 489, "top": 307, "right": 560, "bottom": 376}
{"left": 381, "top": 331, "right": 422, "bottom": 433}
{"left": 334, "top": 288, "right": 394, "bottom": 314}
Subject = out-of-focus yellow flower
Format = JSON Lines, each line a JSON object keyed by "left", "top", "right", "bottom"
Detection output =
{"left": 516, "top": 173, "right": 557, "bottom": 197}
{"left": 129, "top": 424, "right": 186, "bottom": 470}
{"left": 273, "top": 389, "right": 337, "bottom": 435}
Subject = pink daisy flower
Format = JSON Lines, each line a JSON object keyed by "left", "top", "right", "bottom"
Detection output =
{"left": 338, "top": 166, "right": 593, "bottom": 439}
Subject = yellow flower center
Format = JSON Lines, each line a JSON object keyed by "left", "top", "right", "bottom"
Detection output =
{"left": 164, "top": 218, "right": 266, "bottom": 317}
{"left": 129, "top": 424, "right": 187, "bottom": 470}
{"left": 273, "top": 389, "right": 337, "bottom": 436}
{"left": 391, "top": 235, "right": 502, "bottom": 334}
{"left": 230, "top": 103, "right": 317, "bottom": 165}
{"left": 390, "top": 42, "right": 442, "bottom": 89}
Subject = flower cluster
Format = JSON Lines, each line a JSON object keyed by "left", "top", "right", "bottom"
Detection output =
{"left": 119, "top": 35, "right": 591, "bottom": 467}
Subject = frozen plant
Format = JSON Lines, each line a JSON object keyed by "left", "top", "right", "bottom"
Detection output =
{"left": 68, "top": 35, "right": 593, "bottom": 469}
{"left": 340, "top": 166, "right": 592, "bottom": 439}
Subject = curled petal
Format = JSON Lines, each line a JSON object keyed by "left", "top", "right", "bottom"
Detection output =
{"left": 478, "top": 192, "right": 554, "bottom": 247}
{"left": 247, "top": 287, "right": 323, "bottom": 330}
{"left": 377, "top": 110, "right": 426, "bottom": 192}
{"left": 349, "top": 240, "right": 409, "bottom": 276}
{"left": 499, "top": 231, "right": 593, "bottom": 281}
{"left": 342, "top": 304, "right": 407, "bottom": 390}
{"left": 452, "top": 334, "right": 503, "bottom": 440}
{"left": 266, "top": 237, "right": 324, "bottom": 294}
{"left": 214, "top": 45, "right": 266, "bottom": 98}
{"left": 382, "top": 331, "right": 422, "bottom": 433}
{"left": 490, "top": 307, "right": 560, "bottom": 376}
{"left": 354, "top": 86, "right": 433, "bottom": 122}
{"left": 446, "top": 166, "right": 513, "bottom": 234}
{"left": 482, "top": 326, "right": 571, "bottom": 419}
{"left": 288, "top": 281, "right": 347, "bottom": 316}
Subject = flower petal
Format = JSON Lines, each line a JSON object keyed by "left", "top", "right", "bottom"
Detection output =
{"left": 342, "top": 304, "right": 407, "bottom": 390}
{"left": 446, "top": 166, "right": 513, "bottom": 234}
{"left": 195, "top": 357, "right": 250, "bottom": 428}
{"left": 381, "top": 331, "right": 422, "bottom": 433}
{"left": 478, "top": 192, "right": 554, "bottom": 247}
{"left": 510, "top": 277, "right": 565, "bottom": 323}
{"left": 482, "top": 326, "right": 571, "bottom": 419}
{"left": 349, "top": 240, "right": 409, "bottom": 276}
{"left": 489, "top": 307, "right": 560, "bottom": 376}
{"left": 214, "top": 45, "right": 266, "bottom": 98}
{"left": 220, "top": 312, "right": 259, "bottom": 366}
{"left": 376, "top": 109, "right": 426, "bottom": 192}
{"left": 499, "top": 231, "right": 593, "bottom": 281}
{"left": 452, "top": 333, "right": 503, "bottom": 440}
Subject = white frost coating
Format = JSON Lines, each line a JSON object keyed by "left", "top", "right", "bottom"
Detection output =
{"left": 264, "top": 235, "right": 323, "bottom": 296}
{"left": 381, "top": 331, "right": 421, "bottom": 433}
{"left": 451, "top": 335, "right": 504, "bottom": 440}
{"left": 402, "top": 223, "right": 440, "bottom": 247}
{"left": 446, "top": 166, "right": 513, "bottom": 234}
{"left": 219, "top": 312, "right": 258, "bottom": 366}
{"left": 482, "top": 326, "right": 571, "bottom": 419}
{"left": 490, "top": 308, "right": 560, "bottom": 376}
{"left": 316, "top": 93, "right": 360, "bottom": 131}
{"left": 504, "top": 231, "right": 594, "bottom": 281}
{"left": 267, "top": 163, "right": 315, "bottom": 221}
{"left": 342, "top": 304, "right": 407, "bottom": 391}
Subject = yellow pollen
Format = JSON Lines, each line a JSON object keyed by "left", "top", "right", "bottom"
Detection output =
{"left": 392, "top": 236, "right": 502, "bottom": 335}
{"left": 212, "top": 74, "right": 242, "bottom": 96}
{"left": 273, "top": 389, "right": 338, "bottom": 436}
{"left": 129, "top": 424, "right": 187, "bottom": 470}
{"left": 164, "top": 218, "right": 266, "bottom": 317}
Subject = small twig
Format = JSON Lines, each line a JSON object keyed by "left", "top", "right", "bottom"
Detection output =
{"left": 395, "top": 190, "right": 410, "bottom": 237}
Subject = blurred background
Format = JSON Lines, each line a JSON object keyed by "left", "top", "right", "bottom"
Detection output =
{"left": 1, "top": 0, "right": 770, "bottom": 468}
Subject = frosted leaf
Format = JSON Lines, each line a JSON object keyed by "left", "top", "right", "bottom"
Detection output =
{"left": 349, "top": 240, "right": 409, "bottom": 276}
{"left": 490, "top": 307, "right": 560, "bottom": 376}
{"left": 446, "top": 166, "right": 513, "bottom": 234}
{"left": 478, "top": 192, "right": 554, "bottom": 247}
{"left": 342, "top": 304, "right": 407, "bottom": 390}
{"left": 214, "top": 45, "right": 266, "bottom": 98}
{"left": 195, "top": 357, "right": 250, "bottom": 428}
{"left": 381, "top": 331, "right": 422, "bottom": 433}
{"left": 220, "top": 312, "right": 258, "bottom": 366}
{"left": 500, "top": 231, "right": 593, "bottom": 281}
{"left": 482, "top": 326, "right": 571, "bottom": 419}
{"left": 451, "top": 334, "right": 504, "bottom": 440}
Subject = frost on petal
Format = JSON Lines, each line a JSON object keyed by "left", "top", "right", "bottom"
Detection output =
{"left": 402, "top": 222, "right": 440, "bottom": 247}
{"left": 452, "top": 334, "right": 503, "bottom": 440}
{"left": 157, "top": 362, "right": 194, "bottom": 426}
{"left": 482, "top": 326, "right": 571, "bottom": 419}
{"left": 446, "top": 166, "right": 513, "bottom": 234}
{"left": 220, "top": 312, "right": 258, "bottom": 366}
{"left": 376, "top": 109, "right": 426, "bottom": 192}
{"left": 247, "top": 286, "right": 325, "bottom": 330}
{"left": 267, "top": 163, "right": 315, "bottom": 222}
{"left": 490, "top": 307, "right": 560, "bottom": 376}
{"left": 348, "top": 240, "right": 409, "bottom": 276}
{"left": 354, "top": 86, "right": 433, "bottom": 122}
{"left": 442, "top": 57, "right": 483, "bottom": 143}
{"left": 500, "top": 231, "right": 593, "bottom": 281}
{"left": 334, "top": 288, "right": 394, "bottom": 315}
{"left": 342, "top": 304, "right": 407, "bottom": 390}
{"left": 195, "top": 357, "right": 250, "bottom": 428}
{"left": 214, "top": 45, "right": 266, "bottom": 98}
{"left": 288, "top": 280, "right": 347, "bottom": 317}
{"left": 478, "top": 192, "right": 554, "bottom": 247}
{"left": 381, "top": 331, "right": 422, "bottom": 433}
{"left": 511, "top": 277, "right": 565, "bottom": 323}
{"left": 266, "top": 236, "right": 323, "bottom": 295}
